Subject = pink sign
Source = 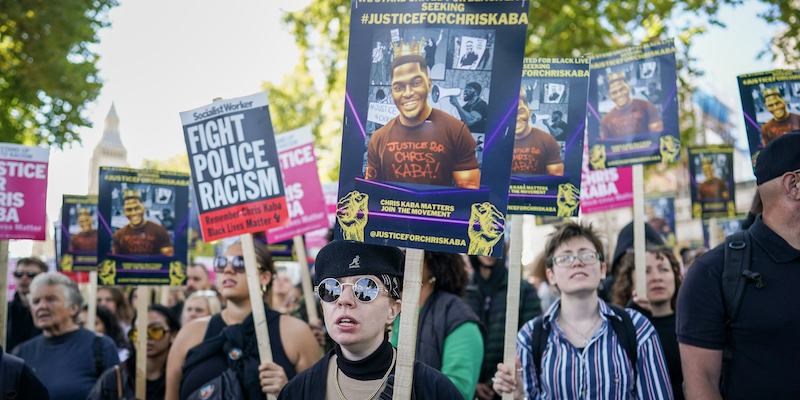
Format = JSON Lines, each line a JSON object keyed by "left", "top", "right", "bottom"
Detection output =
{"left": 0, "top": 143, "right": 49, "bottom": 240}
{"left": 304, "top": 182, "right": 339, "bottom": 251}
{"left": 267, "top": 127, "right": 328, "bottom": 243}
{"left": 580, "top": 142, "right": 633, "bottom": 214}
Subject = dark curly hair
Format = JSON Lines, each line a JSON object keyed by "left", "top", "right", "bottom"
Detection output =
{"left": 611, "top": 247, "right": 682, "bottom": 311}
{"left": 424, "top": 251, "right": 470, "bottom": 297}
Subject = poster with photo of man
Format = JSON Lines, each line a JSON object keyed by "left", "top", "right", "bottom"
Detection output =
{"left": 339, "top": 2, "right": 529, "bottom": 256}
{"left": 737, "top": 69, "right": 800, "bottom": 167}
{"left": 587, "top": 39, "right": 680, "bottom": 169}
{"left": 702, "top": 214, "right": 746, "bottom": 248}
{"left": 59, "top": 195, "right": 99, "bottom": 272}
{"left": 97, "top": 167, "right": 190, "bottom": 286}
{"left": 687, "top": 144, "right": 736, "bottom": 219}
{"left": 644, "top": 194, "right": 676, "bottom": 246}
{"left": 508, "top": 57, "right": 589, "bottom": 217}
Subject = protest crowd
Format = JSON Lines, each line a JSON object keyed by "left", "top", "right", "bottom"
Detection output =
{"left": 3, "top": 1, "right": 800, "bottom": 400}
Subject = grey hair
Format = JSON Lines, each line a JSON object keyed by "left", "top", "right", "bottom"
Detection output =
{"left": 28, "top": 272, "right": 84, "bottom": 322}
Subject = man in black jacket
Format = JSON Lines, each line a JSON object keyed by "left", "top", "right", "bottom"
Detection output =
{"left": 6, "top": 257, "right": 47, "bottom": 350}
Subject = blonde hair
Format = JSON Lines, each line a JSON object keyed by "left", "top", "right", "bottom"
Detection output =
{"left": 182, "top": 290, "right": 222, "bottom": 323}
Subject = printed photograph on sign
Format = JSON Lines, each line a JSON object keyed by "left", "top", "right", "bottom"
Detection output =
{"left": 644, "top": 195, "right": 676, "bottom": 246}
{"left": 338, "top": 1, "right": 529, "bottom": 255}
{"left": 59, "top": 195, "right": 99, "bottom": 272}
{"left": 507, "top": 57, "right": 589, "bottom": 217}
{"left": 587, "top": 39, "right": 681, "bottom": 169}
{"left": 687, "top": 144, "right": 736, "bottom": 219}
{"left": 702, "top": 215, "right": 745, "bottom": 248}
{"left": 97, "top": 167, "right": 190, "bottom": 286}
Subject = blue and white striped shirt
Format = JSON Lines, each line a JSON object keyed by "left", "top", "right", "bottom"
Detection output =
{"left": 517, "top": 298, "right": 673, "bottom": 400}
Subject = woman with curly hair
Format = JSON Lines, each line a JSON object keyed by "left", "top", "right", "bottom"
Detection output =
{"left": 390, "top": 251, "right": 484, "bottom": 400}
{"left": 611, "top": 246, "right": 684, "bottom": 400}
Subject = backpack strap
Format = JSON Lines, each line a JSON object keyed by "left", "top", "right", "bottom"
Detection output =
{"left": 721, "top": 230, "right": 754, "bottom": 392}
{"left": 94, "top": 335, "right": 106, "bottom": 377}
{"left": 1, "top": 352, "right": 25, "bottom": 399}
{"left": 605, "top": 304, "right": 638, "bottom": 388}
{"left": 379, "top": 374, "right": 394, "bottom": 400}
{"left": 530, "top": 316, "right": 549, "bottom": 393}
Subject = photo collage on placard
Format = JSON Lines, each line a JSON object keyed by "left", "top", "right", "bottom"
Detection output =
{"left": 520, "top": 77, "right": 571, "bottom": 169}
{"left": 595, "top": 60, "right": 665, "bottom": 138}
{"left": 364, "top": 28, "right": 495, "bottom": 179}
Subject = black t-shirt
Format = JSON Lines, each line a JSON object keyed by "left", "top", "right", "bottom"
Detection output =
{"left": 463, "top": 99, "right": 488, "bottom": 133}
{"left": 676, "top": 216, "right": 800, "bottom": 399}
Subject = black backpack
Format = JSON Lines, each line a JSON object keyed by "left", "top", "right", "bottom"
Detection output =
{"left": 529, "top": 303, "right": 638, "bottom": 393}
{"left": 721, "top": 230, "right": 766, "bottom": 392}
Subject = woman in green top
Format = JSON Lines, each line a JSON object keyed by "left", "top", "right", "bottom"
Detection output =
{"left": 390, "top": 251, "right": 485, "bottom": 400}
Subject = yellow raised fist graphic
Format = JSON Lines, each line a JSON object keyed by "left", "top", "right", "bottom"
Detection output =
{"left": 660, "top": 135, "right": 680, "bottom": 163}
{"left": 589, "top": 145, "right": 607, "bottom": 170}
{"left": 556, "top": 183, "right": 581, "bottom": 217}
{"left": 468, "top": 202, "right": 505, "bottom": 256}
{"left": 60, "top": 254, "right": 73, "bottom": 272}
{"left": 98, "top": 259, "right": 117, "bottom": 285}
{"left": 169, "top": 261, "right": 186, "bottom": 286}
{"left": 337, "top": 191, "right": 369, "bottom": 242}
{"left": 692, "top": 202, "right": 702, "bottom": 219}
{"left": 727, "top": 201, "right": 736, "bottom": 217}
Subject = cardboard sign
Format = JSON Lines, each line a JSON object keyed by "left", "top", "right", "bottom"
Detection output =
{"left": 586, "top": 39, "right": 681, "bottom": 169}
{"left": 688, "top": 144, "right": 736, "bottom": 219}
{"left": 180, "top": 92, "right": 289, "bottom": 242}
{"left": 737, "top": 69, "right": 800, "bottom": 167}
{"left": 508, "top": 57, "right": 589, "bottom": 217}
{"left": 60, "top": 195, "right": 99, "bottom": 272}
{"left": 96, "top": 167, "right": 190, "bottom": 286}
{"left": 579, "top": 138, "right": 633, "bottom": 214}
{"left": 0, "top": 143, "right": 49, "bottom": 240}
{"left": 336, "top": 1, "right": 530, "bottom": 256}
{"left": 267, "top": 126, "right": 328, "bottom": 243}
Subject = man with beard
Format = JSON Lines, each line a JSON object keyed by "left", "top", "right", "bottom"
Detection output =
{"left": 512, "top": 96, "right": 563, "bottom": 175}
{"left": 760, "top": 87, "right": 800, "bottom": 145}
{"left": 69, "top": 208, "right": 97, "bottom": 251}
{"left": 451, "top": 82, "right": 488, "bottom": 133}
{"left": 112, "top": 189, "right": 173, "bottom": 256}
{"left": 600, "top": 70, "right": 663, "bottom": 138}
{"left": 542, "top": 110, "right": 568, "bottom": 141}
{"left": 366, "top": 38, "right": 480, "bottom": 188}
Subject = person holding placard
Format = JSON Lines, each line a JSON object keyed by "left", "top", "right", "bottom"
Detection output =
{"left": 165, "top": 240, "right": 319, "bottom": 400}
{"left": 278, "top": 240, "right": 463, "bottom": 399}
{"left": 492, "top": 222, "right": 672, "bottom": 400}
{"left": 365, "top": 38, "right": 480, "bottom": 189}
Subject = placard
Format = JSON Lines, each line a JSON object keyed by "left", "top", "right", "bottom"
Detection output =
{"left": 507, "top": 57, "right": 589, "bottom": 217}
{"left": 97, "top": 167, "right": 190, "bottom": 286}
{"left": 579, "top": 137, "right": 633, "bottom": 214}
{"left": 0, "top": 143, "right": 49, "bottom": 240}
{"left": 336, "top": 0, "right": 530, "bottom": 256}
{"left": 644, "top": 193, "right": 676, "bottom": 247}
{"left": 737, "top": 69, "right": 800, "bottom": 167}
{"left": 59, "top": 195, "right": 98, "bottom": 272}
{"left": 180, "top": 92, "right": 290, "bottom": 242}
{"left": 687, "top": 144, "right": 736, "bottom": 219}
{"left": 586, "top": 39, "right": 681, "bottom": 169}
{"left": 702, "top": 214, "right": 746, "bottom": 247}
{"left": 267, "top": 126, "right": 328, "bottom": 243}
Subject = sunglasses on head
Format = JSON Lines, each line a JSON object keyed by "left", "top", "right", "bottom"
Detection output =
{"left": 14, "top": 271, "right": 39, "bottom": 278}
{"left": 315, "top": 277, "right": 389, "bottom": 303}
{"left": 213, "top": 255, "right": 246, "bottom": 273}
{"left": 128, "top": 325, "right": 171, "bottom": 342}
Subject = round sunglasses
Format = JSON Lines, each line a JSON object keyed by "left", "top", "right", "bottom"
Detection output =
{"left": 128, "top": 325, "right": 171, "bottom": 342}
{"left": 315, "top": 277, "right": 389, "bottom": 303}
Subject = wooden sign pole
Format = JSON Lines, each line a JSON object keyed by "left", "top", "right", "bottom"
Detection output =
{"left": 240, "top": 233, "right": 277, "bottom": 400}
{"left": 394, "top": 248, "right": 425, "bottom": 400}
{"left": 135, "top": 285, "right": 151, "bottom": 399}
{"left": 292, "top": 235, "right": 322, "bottom": 353}
{"left": 632, "top": 164, "right": 647, "bottom": 299}
{"left": 502, "top": 215, "right": 523, "bottom": 400}
{"left": 87, "top": 271, "right": 98, "bottom": 333}
{"left": 708, "top": 217, "right": 719, "bottom": 248}
{"left": 0, "top": 240, "right": 9, "bottom": 350}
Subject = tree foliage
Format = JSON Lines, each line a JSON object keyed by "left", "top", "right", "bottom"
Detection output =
{"left": 141, "top": 153, "right": 191, "bottom": 174}
{"left": 264, "top": 0, "right": 800, "bottom": 181}
{"left": 0, "top": 0, "right": 118, "bottom": 147}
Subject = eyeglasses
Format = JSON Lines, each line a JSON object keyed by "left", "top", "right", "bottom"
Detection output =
{"left": 315, "top": 277, "right": 389, "bottom": 303}
{"left": 128, "top": 325, "right": 171, "bottom": 342}
{"left": 552, "top": 252, "right": 601, "bottom": 268}
{"left": 13, "top": 271, "right": 39, "bottom": 278}
{"left": 214, "top": 255, "right": 245, "bottom": 273}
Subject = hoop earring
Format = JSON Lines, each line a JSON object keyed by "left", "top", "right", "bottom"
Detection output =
{"left": 261, "top": 285, "right": 267, "bottom": 293}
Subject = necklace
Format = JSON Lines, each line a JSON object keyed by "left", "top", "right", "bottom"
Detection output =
{"left": 558, "top": 315, "right": 600, "bottom": 346}
{"left": 335, "top": 348, "right": 396, "bottom": 400}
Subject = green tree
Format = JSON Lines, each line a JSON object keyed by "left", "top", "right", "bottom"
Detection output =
{"left": 264, "top": 0, "right": 800, "bottom": 181}
{"left": 0, "top": 0, "right": 118, "bottom": 147}
{"left": 141, "top": 153, "right": 191, "bottom": 174}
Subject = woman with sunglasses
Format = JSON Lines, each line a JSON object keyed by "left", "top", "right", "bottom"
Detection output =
{"left": 492, "top": 222, "right": 672, "bottom": 400}
{"left": 278, "top": 240, "right": 463, "bottom": 399}
{"left": 88, "top": 304, "right": 180, "bottom": 400}
{"left": 165, "top": 240, "right": 320, "bottom": 400}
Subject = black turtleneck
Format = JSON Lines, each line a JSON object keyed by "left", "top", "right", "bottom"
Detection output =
{"left": 335, "top": 337, "right": 394, "bottom": 380}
